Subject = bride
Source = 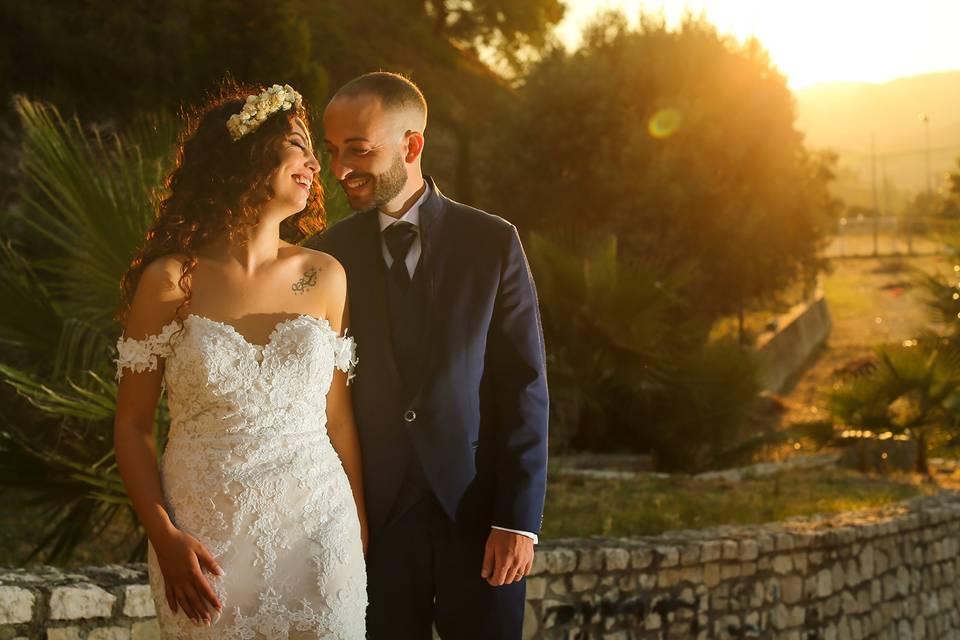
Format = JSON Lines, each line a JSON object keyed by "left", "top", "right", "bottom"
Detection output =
{"left": 113, "top": 84, "right": 367, "bottom": 639}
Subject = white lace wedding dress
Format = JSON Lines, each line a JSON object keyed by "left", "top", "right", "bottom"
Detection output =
{"left": 115, "top": 314, "right": 367, "bottom": 639}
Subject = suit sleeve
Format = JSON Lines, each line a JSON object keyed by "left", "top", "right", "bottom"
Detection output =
{"left": 303, "top": 230, "right": 329, "bottom": 253}
{"left": 305, "top": 227, "right": 346, "bottom": 267}
{"left": 487, "top": 224, "right": 549, "bottom": 536}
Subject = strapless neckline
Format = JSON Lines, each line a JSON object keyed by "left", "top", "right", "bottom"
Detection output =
{"left": 183, "top": 313, "right": 335, "bottom": 350}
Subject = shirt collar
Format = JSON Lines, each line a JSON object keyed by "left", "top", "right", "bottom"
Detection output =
{"left": 378, "top": 181, "right": 430, "bottom": 232}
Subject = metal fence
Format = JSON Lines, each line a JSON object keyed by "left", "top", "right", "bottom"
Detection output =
{"left": 826, "top": 214, "right": 950, "bottom": 258}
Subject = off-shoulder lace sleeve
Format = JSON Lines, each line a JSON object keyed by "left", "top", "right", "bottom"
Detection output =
{"left": 333, "top": 334, "right": 358, "bottom": 385}
{"left": 115, "top": 321, "right": 179, "bottom": 380}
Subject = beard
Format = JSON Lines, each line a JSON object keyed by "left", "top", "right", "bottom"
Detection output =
{"left": 342, "top": 151, "right": 407, "bottom": 211}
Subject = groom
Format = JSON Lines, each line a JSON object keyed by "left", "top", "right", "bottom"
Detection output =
{"left": 309, "top": 72, "right": 549, "bottom": 638}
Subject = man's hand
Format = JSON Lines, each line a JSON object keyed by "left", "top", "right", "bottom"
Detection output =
{"left": 480, "top": 528, "right": 534, "bottom": 586}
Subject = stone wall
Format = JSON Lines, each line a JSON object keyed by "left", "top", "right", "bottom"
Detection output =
{"left": 2, "top": 492, "right": 959, "bottom": 639}
{"left": 0, "top": 565, "right": 157, "bottom": 640}
{"left": 524, "top": 492, "right": 960, "bottom": 639}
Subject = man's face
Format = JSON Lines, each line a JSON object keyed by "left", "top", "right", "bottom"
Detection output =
{"left": 323, "top": 94, "right": 408, "bottom": 211}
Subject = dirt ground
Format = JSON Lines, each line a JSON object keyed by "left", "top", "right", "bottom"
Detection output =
{"left": 778, "top": 254, "right": 952, "bottom": 427}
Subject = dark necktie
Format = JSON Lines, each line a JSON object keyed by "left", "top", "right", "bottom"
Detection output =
{"left": 383, "top": 220, "right": 418, "bottom": 291}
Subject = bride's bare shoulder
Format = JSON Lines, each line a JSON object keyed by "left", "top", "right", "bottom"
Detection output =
{"left": 284, "top": 244, "right": 346, "bottom": 283}
{"left": 121, "top": 254, "right": 191, "bottom": 337}
{"left": 282, "top": 245, "right": 347, "bottom": 323}
{"left": 137, "top": 254, "right": 191, "bottom": 303}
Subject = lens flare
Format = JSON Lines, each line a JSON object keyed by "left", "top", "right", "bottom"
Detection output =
{"left": 648, "top": 107, "right": 683, "bottom": 139}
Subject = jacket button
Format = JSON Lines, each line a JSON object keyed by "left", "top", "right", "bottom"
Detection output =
{"left": 404, "top": 410, "right": 417, "bottom": 423}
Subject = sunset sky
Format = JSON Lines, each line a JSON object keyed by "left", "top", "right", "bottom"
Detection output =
{"left": 557, "top": 0, "right": 960, "bottom": 88}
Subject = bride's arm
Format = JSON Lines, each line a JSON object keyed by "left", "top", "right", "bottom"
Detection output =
{"left": 114, "top": 257, "right": 222, "bottom": 623}
{"left": 115, "top": 262, "right": 179, "bottom": 545}
{"left": 322, "top": 259, "right": 369, "bottom": 554}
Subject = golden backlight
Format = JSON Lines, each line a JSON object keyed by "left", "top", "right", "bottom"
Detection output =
{"left": 558, "top": 0, "right": 960, "bottom": 88}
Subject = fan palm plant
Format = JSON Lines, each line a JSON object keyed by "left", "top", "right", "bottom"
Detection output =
{"left": 0, "top": 97, "right": 177, "bottom": 564}
{"left": 528, "top": 231, "right": 761, "bottom": 470}
{"left": 528, "top": 232, "right": 692, "bottom": 447}
{"left": 0, "top": 97, "right": 347, "bottom": 564}
{"left": 828, "top": 343, "right": 960, "bottom": 475}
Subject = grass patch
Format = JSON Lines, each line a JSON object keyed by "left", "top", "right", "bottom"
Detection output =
{"left": 541, "top": 466, "right": 938, "bottom": 539}
{"left": 0, "top": 466, "right": 945, "bottom": 566}
{"left": 821, "top": 270, "right": 876, "bottom": 318}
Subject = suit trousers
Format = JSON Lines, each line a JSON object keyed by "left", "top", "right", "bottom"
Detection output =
{"left": 365, "top": 491, "right": 526, "bottom": 639}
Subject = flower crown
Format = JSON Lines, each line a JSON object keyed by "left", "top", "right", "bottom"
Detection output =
{"left": 226, "top": 84, "right": 303, "bottom": 141}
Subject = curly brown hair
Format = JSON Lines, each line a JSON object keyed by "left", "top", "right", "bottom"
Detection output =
{"left": 118, "top": 84, "right": 324, "bottom": 323}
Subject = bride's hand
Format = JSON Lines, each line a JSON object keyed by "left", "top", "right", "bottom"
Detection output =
{"left": 153, "top": 527, "right": 224, "bottom": 625}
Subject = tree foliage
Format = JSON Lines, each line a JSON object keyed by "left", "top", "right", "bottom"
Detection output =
{"left": 0, "top": 0, "right": 527, "bottom": 206}
{"left": 490, "top": 12, "right": 839, "bottom": 326}
{"left": 423, "top": 0, "right": 565, "bottom": 72}
{"left": 0, "top": 0, "right": 330, "bottom": 120}
{"left": 0, "top": 0, "right": 561, "bottom": 121}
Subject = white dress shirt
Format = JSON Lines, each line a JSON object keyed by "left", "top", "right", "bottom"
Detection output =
{"left": 378, "top": 185, "right": 428, "bottom": 277}
{"left": 377, "top": 183, "right": 539, "bottom": 545}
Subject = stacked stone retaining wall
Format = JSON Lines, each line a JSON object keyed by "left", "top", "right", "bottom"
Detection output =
{"left": 525, "top": 492, "right": 960, "bottom": 639}
{"left": 2, "top": 493, "right": 959, "bottom": 639}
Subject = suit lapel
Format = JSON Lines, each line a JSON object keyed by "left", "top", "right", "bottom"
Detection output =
{"left": 403, "top": 177, "right": 448, "bottom": 404}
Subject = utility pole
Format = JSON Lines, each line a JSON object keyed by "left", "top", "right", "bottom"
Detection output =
{"left": 882, "top": 157, "right": 892, "bottom": 254}
{"left": 917, "top": 113, "right": 931, "bottom": 256}
{"left": 922, "top": 114, "right": 932, "bottom": 196}
{"left": 871, "top": 134, "right": 879, "bottom": 256}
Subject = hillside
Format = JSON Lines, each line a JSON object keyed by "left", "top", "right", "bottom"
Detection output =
{"left": 794, "top": 71, "right": 960, "bottom": 208}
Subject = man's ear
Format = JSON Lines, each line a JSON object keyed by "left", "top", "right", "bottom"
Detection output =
{"left": 405, "top": 130, "right": 425, "bottom": 164}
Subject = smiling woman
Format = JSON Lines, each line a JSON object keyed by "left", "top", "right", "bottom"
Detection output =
{"left": 118, "top": 84, "right": 325, "bottom": 322}
{"left": 111, "top": 81, "right": 371, "bottom": 637}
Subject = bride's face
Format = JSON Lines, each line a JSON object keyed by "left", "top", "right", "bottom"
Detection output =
{"left": 266, "top": 118, "right": 320, "bottom": 217}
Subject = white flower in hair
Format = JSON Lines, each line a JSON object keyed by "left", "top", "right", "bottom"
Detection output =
{"left": 226, "top": 84, "right": 303, "bottom": 141}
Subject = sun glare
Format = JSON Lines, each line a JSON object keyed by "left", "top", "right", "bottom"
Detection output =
{"left": 558, "top": 0, "right": 960, "bottom": 88}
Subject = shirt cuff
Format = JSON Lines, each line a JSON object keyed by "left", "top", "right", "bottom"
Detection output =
{"left": 491, "top": 526, "right": 539, "bottom": 544}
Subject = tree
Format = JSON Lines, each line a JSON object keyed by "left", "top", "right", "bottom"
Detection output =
{"left": 0, "top": 0, "right": 330, "bottom": 121}
{"left": 939, "top": 158, "right": 960, "bottom": 219}
{"left": 489, "top": 12, "right": 838, "bottom": 331}
{"left": 422, "top": 0, "right": 565, "bottom": 73}
{"left": 0, "top": 0, "right": 519, "bottom": 207}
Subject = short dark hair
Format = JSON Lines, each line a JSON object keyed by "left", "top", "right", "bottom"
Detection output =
{"left": 334, "top": 72, "right": 427, "bottom": 129}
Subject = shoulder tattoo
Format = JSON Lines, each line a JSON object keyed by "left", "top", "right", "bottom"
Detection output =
{"left": 292, "top": 266, "right": 319, "bottom": 295}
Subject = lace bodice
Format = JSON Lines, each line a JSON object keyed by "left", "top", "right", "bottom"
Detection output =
{"left": 115, "top": 314, "right": 366, "bottom": 639}
{"left": 116, "top": 314, "right": 357, "bottom": 439}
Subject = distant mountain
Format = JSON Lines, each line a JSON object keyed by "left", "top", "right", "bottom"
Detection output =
{"left": 794, "top": 71, "right": 960, "bottom": 208}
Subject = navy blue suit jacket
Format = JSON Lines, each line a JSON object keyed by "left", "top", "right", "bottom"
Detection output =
{"left": 308, "top": 177, "right": 549, "bottom": 537}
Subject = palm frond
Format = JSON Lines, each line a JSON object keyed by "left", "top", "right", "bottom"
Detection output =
{"left": 0, "top": 409, "right": 134, "bottom": 564}
{"left": 13, "top": 96, "right": 173, "bottom": 328}
{"left": 0, "top": 364, "right": 116, "bottom": 422}
{"left": 53, "top": 317, "right": 115, "bottom": 382}
{"left": 0, "top": 239, "right": 63, "bottom": 358}
{"left": 0, "top": 99, "right": 180, "bottom": 563}
{"left": 529, "top": 231, "right": 701, "bottom": 395}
